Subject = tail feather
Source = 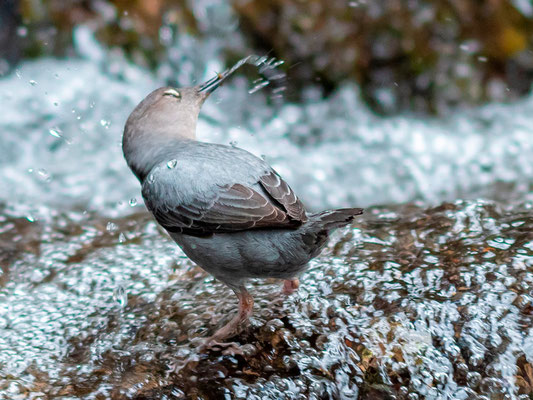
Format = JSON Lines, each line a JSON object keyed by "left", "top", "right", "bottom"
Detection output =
{"left": 310, "top": 207, "right": 364, "bottom": 230}
{"left": 299, "top": 208, "right": 363, "bottom": 258}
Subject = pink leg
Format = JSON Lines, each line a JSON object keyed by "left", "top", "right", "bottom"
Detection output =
{"left": 208, "top": 287, "right": 254, "bottom": 344}
{"left": 282, "top": 278, "right": 300, "bottom": 295}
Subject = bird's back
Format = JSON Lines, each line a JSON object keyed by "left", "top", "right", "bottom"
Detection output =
{"left": 141, "top": 140, "right": 307, "bottom": 237}
{"left": 148, "top": 141, "right": 270, "bottom": 190}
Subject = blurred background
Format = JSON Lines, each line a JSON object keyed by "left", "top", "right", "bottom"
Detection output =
{"left": 2, "top": 0, "right": 533, "bottom": 114}
{"left": 1, "top": 1, "right": 533, "bottom": 399}
{"left": 1, "top": 0, "right": 532, "bottom": 212}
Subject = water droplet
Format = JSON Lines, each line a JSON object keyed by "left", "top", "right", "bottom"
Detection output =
{"left": 16, "top": 27, "right": 27, "bottom": 37}
{"left": 36, "top": 168, "right": 51, "bottom": 182}
{"left": 29, "top": 80, "right": 37, "bottom": 86}
{"left": 15, "top": 69, "right": 21, "bottom": 79}
{"left": 26, "top": 214, "right": 35, "bottom": 222}
{"left": 129, "top": 198, "right": 137, "bottom": 206}
{"left": 459, "top": 41, "right": 479, "bottom": 53}
{"left": 248, "top": 79, "right": 269, "bottom": 94}
{"left": 229, "top": 141, "right": 238, "bottom": 147}
{"left": 113, "top": 285, "right": 127, "bottom": 307}
{"left": 268, "top": 73, "right": 285, "bottom": 80}
{"left": 478, "top": 56, "right": 488, "bottom": 62}
{"left": 251, "top": 55, "right": 268, "bottom": 67}
{"left": 100, "top": 119, "right": 109, "bottom": 127}
{"left": 48, "top": 127, "right": 62, "bottom": 138}
{"left": 118, "top": 233, "right": 126, "bottom": 243}
{"left": 54, "top": 73, "right": 59, "bottom": 79}
{"left": 106, "top": 222, "right": 118, "bottom": 232}
{"left": 159, "top": 26, "right": 173, "bottom": 45}
{"left": 167, "top": 159, "right": 178, "bottom": 169}
{"left": 53, "top": 101, "right": 59, "bottom": 107}
{"left": 148, "top": 174, "right": 155, "bottom": 184}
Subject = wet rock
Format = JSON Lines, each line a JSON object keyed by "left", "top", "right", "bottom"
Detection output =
{"left": 0, "top": 207, "right": 41, "bottom": 286}
{"left": 0, "top": 199, "right": 532, "bottom": 398}
{"left": 15, "top": 0, "right": 198, "bottom": 68}
{"left": 0, "top": 0, "right": 21, "bottom": 75}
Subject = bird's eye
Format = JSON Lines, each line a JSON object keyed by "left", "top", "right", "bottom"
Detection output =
{"left": 163, "top": 89, "right": 181, "bottom": 99}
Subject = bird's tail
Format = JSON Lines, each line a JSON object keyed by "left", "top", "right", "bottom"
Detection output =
{"left": 308, "top": 207, "right": 364, "bottom": 231}
{"left": 296, "top": 208, "right": 363, "bottom": 260}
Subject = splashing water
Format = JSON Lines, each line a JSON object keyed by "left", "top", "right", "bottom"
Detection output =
{"left": 1, "top": 16, "right": 533, "bottom": 399}
{"left": 2, "top": 57, "right": 533, "bottom": 220}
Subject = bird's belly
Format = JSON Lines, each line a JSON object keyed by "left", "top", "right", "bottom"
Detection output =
{"left": 169, "top": 230, "right": 313, "bottom": 284}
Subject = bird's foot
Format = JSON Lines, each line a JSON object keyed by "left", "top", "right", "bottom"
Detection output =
{"left": 201, "top": 339, "right": 244, "bottom": 356}
{"left": 199, "top": 287, "right": 253, "bottom": 355}
{"left": 282, "top": 278, "right": 300, "bottom": 295}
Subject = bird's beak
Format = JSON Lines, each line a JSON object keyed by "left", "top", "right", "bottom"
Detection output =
{"left": 197, "top": 56, "right": 251, "bottom": 96}
{"left": 197, "top": 73, "right": 226, "bottom": 95}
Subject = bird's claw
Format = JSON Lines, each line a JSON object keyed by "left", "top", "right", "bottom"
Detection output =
{"left": 281, "top": 278, "right": 300, "bottom": 295}
{"left": 200, "top": 339, "right": 244, "bottom": 356}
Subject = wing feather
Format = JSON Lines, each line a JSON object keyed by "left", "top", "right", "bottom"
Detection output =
{"left": 260, "top": 170, "right": 307, "bottom": 222}
{"left": 142, "top": 152, "right": 308, "bottom": 237}
{"left": 145, "top": 180, "right": 306, "bottom": 236}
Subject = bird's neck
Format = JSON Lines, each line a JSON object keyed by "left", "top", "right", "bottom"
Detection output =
{"left": 123, "top": 135, "right": 192, "bottom": 183}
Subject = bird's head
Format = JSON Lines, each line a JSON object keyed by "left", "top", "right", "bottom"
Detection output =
{"left": 123, "top": 69, "right": 232, "bottom": 144}
{"left": 122, "top": 61, "right": 248, "bottom": 181}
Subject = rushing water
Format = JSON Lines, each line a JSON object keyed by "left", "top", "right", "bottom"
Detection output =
{"left": 1, "top": 29, "right": 533, "bottom": 219}
{"left": 1, "top": 24, "right": 533, "bottom": 399}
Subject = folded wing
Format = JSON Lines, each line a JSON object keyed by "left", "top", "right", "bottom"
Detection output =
{"left": 143, "top": 167, "right": 307, "bottom": 237}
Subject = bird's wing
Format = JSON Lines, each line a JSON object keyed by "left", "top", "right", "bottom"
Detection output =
{"left": 142, "top": 154, "right": 307, "bottom": 236}
{"left": 259, "top": 170, "right": 307, "bottom": 222}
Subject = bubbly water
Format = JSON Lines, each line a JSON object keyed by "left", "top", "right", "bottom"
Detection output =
{"left": 1, "top": 14, "right": 533, "bottom": 400}
{"left": 1, "top": 200, "right": 532, "bottom": 399}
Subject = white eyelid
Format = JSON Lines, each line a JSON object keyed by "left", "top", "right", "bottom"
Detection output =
{"left": 163, "top": 89, "right": 181, "bottom": 98}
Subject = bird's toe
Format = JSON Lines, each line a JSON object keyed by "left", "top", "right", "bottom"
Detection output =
{"left": 200, "top": 339, "right": 244, "bottom": 356}
{"left": 281, "top": 278, "right": 300, "bottom": 295}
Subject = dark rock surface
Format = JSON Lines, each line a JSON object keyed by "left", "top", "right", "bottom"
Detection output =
{"left": 1, "top": 200, "right": 532, "bottom": 398}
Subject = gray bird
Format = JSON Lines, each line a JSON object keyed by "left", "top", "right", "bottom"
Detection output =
{"left": 122, "top": 64, "right": 363, "bottom": 344}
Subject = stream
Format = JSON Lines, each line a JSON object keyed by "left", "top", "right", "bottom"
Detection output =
{"left": 1, "top": 25, "right": 533, "bottom": 400}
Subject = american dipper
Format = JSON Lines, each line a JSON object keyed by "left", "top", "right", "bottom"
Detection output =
{"left": 122, "top": 62, "right": 363, "bottom": 344}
